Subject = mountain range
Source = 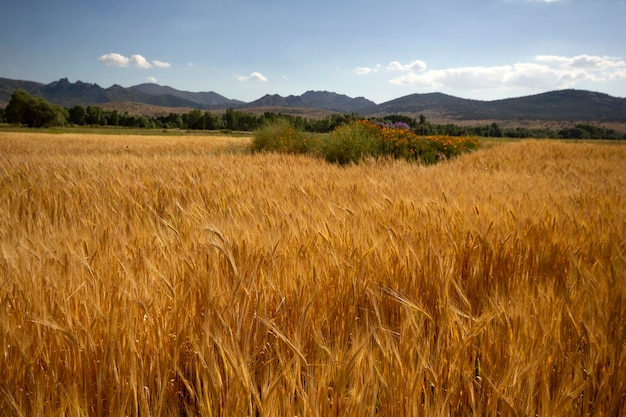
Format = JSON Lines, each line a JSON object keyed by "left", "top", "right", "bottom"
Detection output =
{"left": 2, "top": 76, "right": 626, "bottom": 124}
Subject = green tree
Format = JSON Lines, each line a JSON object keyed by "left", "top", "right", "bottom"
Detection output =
{"left": 109, "top": 109, "right": 120, "bottom": 127}
{"left": 489, "top": 122, "right": 502, "bottom": 137}
{"left": 161, "top": 113, "right": 183, "bottom": 129}
{"left": 235, "top": 112, "right": 259, "bottom": 131}
{"left": 68, "top": 104, "right": 87, "bottom": 125}
{"left": 185, "top": 109, "right": 204, "bottom": 130}
{"left": 224, "top": 108, "right": 238, "bottom": 130}
{"left": 5, "top": 89, "right": 68, "bottom": 127}
{"left": 86, "top": 106, "right": 104, "bottom": 125}
{"left": 203, "top": 111, "right": 221, "bottom": 130}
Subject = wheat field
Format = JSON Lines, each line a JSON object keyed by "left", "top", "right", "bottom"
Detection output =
{"left": 0, "top": 132, "right": 624, "bottom": 416}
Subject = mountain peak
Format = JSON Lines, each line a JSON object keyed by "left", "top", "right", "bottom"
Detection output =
{"left": 1, "top": 77, "right": 625, "bottom": 123}
{"left": 130, "top": 83, "right": 240, "bottom": 107}
{"left": 246, "top": 90, "right": 376, "bottom": 113}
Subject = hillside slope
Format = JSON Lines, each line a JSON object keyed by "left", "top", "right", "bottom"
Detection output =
{"left": 2, "top": 77, "right": 625, "bottom": 123}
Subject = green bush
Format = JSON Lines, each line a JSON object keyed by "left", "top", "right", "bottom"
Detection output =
{"left": 321, "top": 120, "right": 381, "bottom": 165}
{"left": 251, "top": 119, "right": 310, "bottom": 154}
{"left": 250, "top": 119, "right": 480, "bottom": 166}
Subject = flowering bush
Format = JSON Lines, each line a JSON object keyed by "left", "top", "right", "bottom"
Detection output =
{"left": 377, "top": 121, "right": 411, "bottom": 130}
{"left": 361, "top": 120, "right": 481, "bottom": 164}
{"left": 251, "top": 119, "right": 480, "bottom": 165}
{"left": 378, "top": 124, "right": 427, "bottom": 161}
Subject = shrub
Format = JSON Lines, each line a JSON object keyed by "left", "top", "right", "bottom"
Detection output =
{"left": 322, "top": 120, "right": 381, "bottom": 165}
{"left": 251, "top": 119, "right": 310, "bottom": 154}
{"left": 379, "top": 124, "right": 427, "bottom": 161}
{"left": 250, "top": 118, "right": 481, "bottom": 165}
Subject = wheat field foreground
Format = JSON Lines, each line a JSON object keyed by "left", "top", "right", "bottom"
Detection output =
{"left": 1, "top": 132, "right": 625, "bottom": 417}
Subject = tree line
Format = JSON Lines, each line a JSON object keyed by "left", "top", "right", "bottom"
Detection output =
{"left": 1, "top": 89, "right": 624, "bottom": 139}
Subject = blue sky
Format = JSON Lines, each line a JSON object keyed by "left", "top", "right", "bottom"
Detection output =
{"left": 1, "top": 0, "right": 625, "bottom": 103}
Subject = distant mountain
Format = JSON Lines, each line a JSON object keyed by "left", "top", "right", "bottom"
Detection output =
{"left": 301, "top": 90, "right": 375, "bottom": 113}
{"left": 484, "top": 90, "right": 626, "bottom": 122}
{"left": 0, "top": 77, "right": 46, "bottom": 106}
{"left": 246, "top": 91, "right": 375, "bottom": 113}
{"left": 0, "top": 77, "right": 241, "bottom": 109}
{"left": 42, "top": 78, "right": 112, "bottom": 105}
{"left": 370, "top": 90, "right": 626, "bottom": 122}
{"left": 246, "top": 94, "right": 306, "bottom": 108}
{"left": 366, "top": 93, "right": 481, "bottom": 118}
{"left": 2, "top": 77, "right": 625, "bottom": 123}
{"left": 130, "top": 83, "right": 243, "bottom": 107}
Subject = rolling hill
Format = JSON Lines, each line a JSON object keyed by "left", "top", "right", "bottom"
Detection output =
{"left": 130, "top": 83, "right": 243, "bottom": 107}
{"left": 245, "top": 91, "right": 375, "bottom": 113}
{"left": 1, "top": 77, "right": 625, "bottom": 124}
{"left": 0, "top": 77, "right": 241, "bottom": 109}
{"left": 365, "top": 90, "right": 626, "bottom": 123}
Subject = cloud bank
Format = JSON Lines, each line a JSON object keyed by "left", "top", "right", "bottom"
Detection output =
{"left": 386, "top": 60, "right": 427, "bottom": 72}
{"left": 383, "top": 55, "right": 626, "bottom": 92}
{"left": 98, "top": 53, "right": 171, "bottom": 69}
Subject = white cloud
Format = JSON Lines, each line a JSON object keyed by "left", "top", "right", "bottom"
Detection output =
{"left": 237, "top": 72, "right": 268, "bottom": 82}
{"left": 98, "top": 52, "right": 170, "bottom": 69}
{"left": 153, "top": 60, "right": 171, "bottom": 68}
{"left": 130, "top": 54, "right": 152, "bottom": 69}
{"left": 610, "top": 69, "right": 626, "bottom": 80}
{"left": 354, "top": 67, "right": 377, "bottom": 75}
{"left": 388, "top": 55, "right": 626, "bottom": 93}
{"left": 147, "top": 76, "right": 157, "bottom": 83}
{"left": 386, "top": 60, "right": 427, "bottom": 72}
{"left": 250, "top": 72, "right": 268, "bottom": 82}
{"left": 536, "top": 54, "right": 624, "bottom": 71}
{"left": 98, "top": 53, "right": 130, "bottom": 67}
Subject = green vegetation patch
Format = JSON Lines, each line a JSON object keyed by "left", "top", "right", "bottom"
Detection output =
{"left": 252, "top": 119, "right": 481, "bottom": 165}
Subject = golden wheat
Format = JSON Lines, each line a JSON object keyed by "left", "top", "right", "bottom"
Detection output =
{"left": 0, "top": 132, "right": 624, "bottom": 416}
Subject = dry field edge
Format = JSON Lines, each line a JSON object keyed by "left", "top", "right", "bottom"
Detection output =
{"left": 1, "top": 132, "right": 625, "bottom": 416}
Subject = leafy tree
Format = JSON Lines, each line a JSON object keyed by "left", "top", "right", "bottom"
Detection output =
{"left": 86, "top": 106, "right": 105, "bottom": 126}
{"left": 185, "top": 109, "right": 204, "bottom": 130}
{"left": 123, "top": 114, "right": 137, "bottom": 127}
{"left": 68, "top": 104, "right": 87, "bottom": 125}
{"left": 156, "top": 113, "right": 183, "bottom": 129}
{"left": 5, "top": 89, "right": 68, "bottom": 127}
{"left": 414, "top": 121, "right": 432, "bottom": 135}
{"left": 305, "top": 117, "right": 332, "bottom": 133}
{"left": 488, "top": 122, "right": 502, "bottom": 137}
{"left": 134, "top": 115, "right": 154, "bottom": 128}
{"left": 558, "top": 124, "right": 621, "bottom": 139}
{"left": 224, "top": 108, "right": 238, "bottom": 130}
{"left": 203, "top": 111, "right": 221, "bottom": 130}
{"left": 235, "top": 112, "right": 260, "bottom": 131}
{"left": 108, "top": 109, "right": 120, "bottom": 127}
